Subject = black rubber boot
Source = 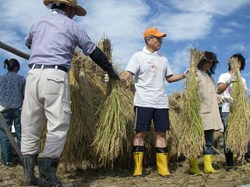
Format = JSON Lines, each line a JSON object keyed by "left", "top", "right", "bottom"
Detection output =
{"left": 245, "top": 152, "right": 250, "bottom": 162}
{"left": 225, "top": 151, "right": 234, "bottom": 171}
{"left": 245, "top": 140, "right": 250, "bottom": 162}
{"left": 38, "top": 157, "right": 62, "bottom": 187}
{"left": 22, "top": 155, "right": 38, "bottom": 186}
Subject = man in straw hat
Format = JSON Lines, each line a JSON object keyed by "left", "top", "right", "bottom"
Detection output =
{"left": 119, "top": 27, "right": 186, "bottom": 177}
{"left": 21, "top": 0, "right": 119, "bottom": 186}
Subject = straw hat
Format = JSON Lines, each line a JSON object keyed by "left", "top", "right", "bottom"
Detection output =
{"left": 43, "top": 0, "right": 87, "bottom": 16}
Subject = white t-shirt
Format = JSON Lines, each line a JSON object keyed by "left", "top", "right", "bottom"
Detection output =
{"left": 218, "top": 72, "right": 247, "bottom": 112}
{"left": 125, "top": 47, "right": 173, "bottom": 108}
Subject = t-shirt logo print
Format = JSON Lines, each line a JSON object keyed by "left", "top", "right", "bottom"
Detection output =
{"left": 227, "top": 83, "right": 232, "bottom": 94}
{"left": 147, "top": 61, "right": 157, "bottom": 72}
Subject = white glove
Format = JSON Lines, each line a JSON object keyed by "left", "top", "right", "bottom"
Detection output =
{"left": 104, "top": 73, "right": 109, "bottom": 84}
{"left": 217, "top": 95, "right": 223, "bottom": 104}
{"left": 221, "top": 96, "right": 234, "bottom": 104}
{"left": 227, "top": 74, "right": 236, "bottom": 84}
{"left": 0, "top": 105, "right": 6, "bottom": 112}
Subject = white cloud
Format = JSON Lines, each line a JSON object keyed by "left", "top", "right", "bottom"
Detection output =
{"left": 0, "top": 0, "right": 48, "bottom": 33}
{"left": 219, "top": 28, "right": 234, "bottom": 34}
{"left": 81, "top": 0, "right": 150, "bottom": 40}
{"left": 159, "top": 13, "right": 213, "bottom": 41}
{"left": 168, "top": 0, "right": 249, "bottom": 16}
{"left": 227, "top": 42, "right": 248, "bottom": 52}
{"left": 0, "top": 30, "right": 23, "bottom": 48}
{"left": 227, "top": 21, "right": 245, "bottom": 29}
{"left": 218, "top": 20, "right": 248, "bottom": 39}
{"left": 170, "top": 45, "right": 192, "bottom": 72}
{"left": 0, "top": 0, "right": 48, "bottom": 62}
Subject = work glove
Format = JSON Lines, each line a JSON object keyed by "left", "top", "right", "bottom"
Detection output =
{"left": 221, "top": 96, "right": 234, "bottom": 104}
{"left": 227, "top": 74, "right": 236, "bottom": 84}
{"left": 104, "top": 73, "right": 109, "bottom": 84}
{"left": 217, "top": 94, "right": 223, "bottom": 104}
{"left": 0, "top": 105, "right": 7, "bottom": 112}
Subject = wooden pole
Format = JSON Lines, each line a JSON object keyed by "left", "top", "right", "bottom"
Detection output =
{"left": 0, "top": 41, "right": 30, "bottom": 60}
{"left": 0, "top": 112, "right": 22, "bottom": 157}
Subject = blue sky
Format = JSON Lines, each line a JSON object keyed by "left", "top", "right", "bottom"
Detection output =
{"left": 0, "top": 0, "right": 249, "bottom": 95}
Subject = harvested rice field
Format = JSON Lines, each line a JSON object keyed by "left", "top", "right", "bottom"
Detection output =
{"left": 0, "top": 152, "right": 250, "bottom": 187}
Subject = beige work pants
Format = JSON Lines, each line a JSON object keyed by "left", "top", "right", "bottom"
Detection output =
{"left": 21, "top": 68, "right": 71, "bottom": 158}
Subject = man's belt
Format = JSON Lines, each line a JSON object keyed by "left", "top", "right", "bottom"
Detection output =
{"left": 28, "top": 64, "right": 68, "bottom": 73}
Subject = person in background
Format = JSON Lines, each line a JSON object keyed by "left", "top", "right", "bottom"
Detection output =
{"left": 217, "top": 53, "right": 248, "bottom": 170}
{"left": 0, "top": 58, "right": 25, "bottom": 166}
{"left": 119, "top": 27, "right": 186, "bottom": 177}
{"left": 188, "top": 51, "right": 223, "bottom": 175}
{"left": 245, "top": 140, "right": 250, "bottom": 162}
{"left": 21, "top": 0, "right": 119, "bottom": 186}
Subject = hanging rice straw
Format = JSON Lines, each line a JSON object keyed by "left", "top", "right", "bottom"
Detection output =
{"left": 168, "top": 92, "right": 184, "bottom": 159}
{"left": 92, "top": 80, "right": 134, "bottom": 168}
{"left": 226, "top": 57, "right": 250, "bottom": 156}
{"left": 92, "top": 35, "right": 135, "bottom": 169}
{"left": 178, "top": 48, "right": 205, "bottom": 160}
{"left": 62, "top": 52, "right": 106, "bottom": 168}
{"left": 62, "top": 36, "right": 116, "bottom": 168}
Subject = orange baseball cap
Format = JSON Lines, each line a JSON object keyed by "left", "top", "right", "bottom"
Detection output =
{"left": 143, "top": 27, "right": 167, "bottom": 38}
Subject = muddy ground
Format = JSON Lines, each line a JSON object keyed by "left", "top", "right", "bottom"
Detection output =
{"left": 0, "top": 153, "right": 250, "bottom": 187}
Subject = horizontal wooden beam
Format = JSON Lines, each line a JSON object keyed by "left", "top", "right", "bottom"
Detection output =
{"left": 0, "top": 41, "right": 30, "bottom": 60}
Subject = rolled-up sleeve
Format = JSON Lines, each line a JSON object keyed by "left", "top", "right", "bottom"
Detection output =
{"left": 74, "top": 23, "right": 96, "bottom": 56}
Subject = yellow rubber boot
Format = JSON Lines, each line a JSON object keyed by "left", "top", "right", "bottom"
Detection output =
{"left": 203, "top": 155, "right": 217, "bottom": 173}
{"left": 156, "top": 153, "right": 171, "bottom": 177}
{"left": 189, "top": 159, "right": 203, "bottom": 175}
{"left": 133, "top": 152, "right": 143, "bottom": 177}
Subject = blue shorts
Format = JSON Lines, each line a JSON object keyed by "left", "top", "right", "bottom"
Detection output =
{"left": 134, "top": 106, "right": 170, "bottom": 132}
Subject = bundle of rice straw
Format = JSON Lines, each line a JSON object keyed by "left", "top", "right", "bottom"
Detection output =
{"left": 168, "top": 92, "right": 184, "bottom": 159}
{"left": 89, "top": 35, "right": 135, "bottom": 169}
{"left": 62, "top": 36, "right": 117, "bottom": 168}
{"left": 226, "top": 57, "right": 250, "bottom": 156}
{"left": 177, "top": 48, "right": 205, "bottom": 160}
{"left": 62, "top": 52, "right": 105, "bottom": 168}
{"left": 92, "top": 80, "right": 134, "bottom": 168}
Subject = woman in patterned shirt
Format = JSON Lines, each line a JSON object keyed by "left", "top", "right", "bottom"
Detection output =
{"left": 0, "top": 58, "right": 25, "bottom": 166}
